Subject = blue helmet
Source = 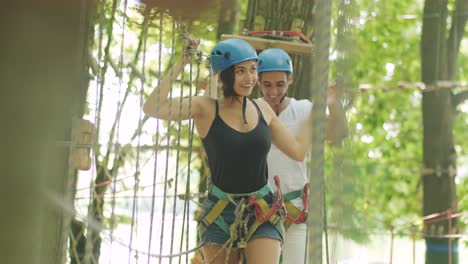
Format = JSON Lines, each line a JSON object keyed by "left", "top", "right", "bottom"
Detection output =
{"left": 257, "top": 48, "right": 293, "bottom": 74}
{"left": 209, "top": 38, "right": 258, "bottom": 72}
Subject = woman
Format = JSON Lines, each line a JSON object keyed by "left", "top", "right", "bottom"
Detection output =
{"left": 143, "top": 38, "right": 311, "bottom": 264}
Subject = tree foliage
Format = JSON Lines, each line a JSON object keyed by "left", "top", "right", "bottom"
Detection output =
{"left": 325, "top": 0, "right": 468, "bottom": 247}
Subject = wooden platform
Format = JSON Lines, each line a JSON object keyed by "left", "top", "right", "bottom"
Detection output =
{"left": 220, "top": 34, "right": 314, "bottom": 55}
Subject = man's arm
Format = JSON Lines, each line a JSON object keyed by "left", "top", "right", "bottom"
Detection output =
{"left": 325, "top": 83, "right": 349, "bottom": 143}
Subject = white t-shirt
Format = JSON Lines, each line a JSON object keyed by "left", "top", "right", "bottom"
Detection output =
{"left": 267, "top": 98, "right": 312, "bottom": 208}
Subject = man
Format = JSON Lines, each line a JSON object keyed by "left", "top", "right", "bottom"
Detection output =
{"left": 257, "top": 48, "right": 349, "bottom": 263}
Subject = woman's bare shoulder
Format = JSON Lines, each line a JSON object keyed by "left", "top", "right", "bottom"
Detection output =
{"left": 192, "top": 96, "right": 217, "bottom": 137}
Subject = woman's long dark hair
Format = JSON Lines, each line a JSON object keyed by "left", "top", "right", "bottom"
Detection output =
{"left": 219, "top": 65, "right": 248, "bottom": 124}
{"left": 219, "top": 65, "right": 237, "bottom": 97}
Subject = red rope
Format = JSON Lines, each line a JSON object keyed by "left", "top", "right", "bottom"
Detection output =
{"left": 285, "top": 183, "right": 309, "bottom": 224}
{"left": 245, "top": 30, "right": 311, "bottom": 43}
{"left": 247, "top": 176, "right": 311, "bottom": 224}
{"left": 248, "top": 176, "right": 285, "bottom": 223}
{"left": 423, "top": 209, "right": 465, "bottom": 224}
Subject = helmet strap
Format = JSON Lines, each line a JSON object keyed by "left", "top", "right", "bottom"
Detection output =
{"left": 275, "top": 93, "right": 288, "bottom": 116}
{"left": 242, "top": 96, "right": 248, "bottom": 124}
{"left": 279, "top": 93, "right": 287, "bottom": 104}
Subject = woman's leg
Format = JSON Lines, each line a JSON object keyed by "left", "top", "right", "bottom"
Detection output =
{"left": 245, "top": 237, "right": 281, "bottom": 264}
{"left": 201, "top": 244, "right": 241, "bottom": 264}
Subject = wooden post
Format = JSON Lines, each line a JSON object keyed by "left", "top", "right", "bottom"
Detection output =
{"left": 72, "top": 119, "right": 96, "bottom": 171}
{"left": 307, "top": 0, "right": 331, "bottom": 263}
{"left": 1, "top": 0, "right": 89, "bottom": 263}
{"left": 220, "top": 34, "right": 313, "bottom": 55}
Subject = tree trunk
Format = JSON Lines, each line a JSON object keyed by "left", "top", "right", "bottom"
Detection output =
{"left": 421, "top": 0, "right": 461, "bottom": 263}
{"left": 244, "top": 0, "right": 316, "bottom": 99}
{"left": 216, "top": 0, "right": 240, "bottom": 40}
{"left": 0, "top": 0, "right": 89, "bottom": 263}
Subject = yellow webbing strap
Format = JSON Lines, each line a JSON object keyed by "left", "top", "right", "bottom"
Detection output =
{"left": 205, "top": 199, "right": 247, "bottom": 264}
{"left": 256, "top": 198, "right": 279, "bottom": 222}
{"left": 245, "top": 198, "right": 282, "bottom": 241}
{"left": 285, "top": 201, "right": 302, "bottom": 218}
{"left": 283, "top": 201, "right": 302, "bottom": 229}
{"left": 200, "top": 184, "right": 283, "bottom": 258}
{"left": 204, "top": 199, "right": 229, "bottom": 225}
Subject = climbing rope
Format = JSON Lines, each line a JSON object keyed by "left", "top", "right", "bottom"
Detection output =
{"left": 248, "top": 176, "right": 285, "bottom": 223}
{"left": 206, "top": 199, "right": 249, "bottom": 264}
{"left": 284, "top": 183, "right": 309, "bottom": 225}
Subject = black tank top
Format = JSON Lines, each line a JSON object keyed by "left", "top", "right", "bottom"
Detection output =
{"left": 202, "top": 99, "right": 271, "bottom": 193}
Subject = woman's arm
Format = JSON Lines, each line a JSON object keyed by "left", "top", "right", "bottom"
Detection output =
{"left": 143, "top": 39, "right": 206, "bottom": 121}
{"left": 199, "top": 72, "right": 218, "bottom": 99}
{"left": 143, "top": 57, "right": 204, "bottom": 120}
{"left": 207, "top": 74, "right": 218, "bottom": 98}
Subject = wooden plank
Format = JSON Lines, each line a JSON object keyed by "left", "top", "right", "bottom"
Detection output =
{"left": 220, "top": 34, "right": 313, "bottom": 55}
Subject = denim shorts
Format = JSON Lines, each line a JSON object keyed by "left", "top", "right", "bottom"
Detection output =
{"left": 198, "top": 192, "right": 284, "bottom": 248}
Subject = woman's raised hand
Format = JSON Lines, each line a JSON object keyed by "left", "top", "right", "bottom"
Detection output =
{"left": 183, "top": 37, "right": 200, "bottom": 64}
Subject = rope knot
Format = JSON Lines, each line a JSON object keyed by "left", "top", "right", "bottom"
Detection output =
{"left": 181, "top": 33, "right": 200, "bottom": 64}
{"left": 237, "top": 241, "right": 247, "bottom": 249}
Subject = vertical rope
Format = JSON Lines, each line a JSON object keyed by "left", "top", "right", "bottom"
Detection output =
{"left": 84, "top": 0, "right": 109, "bottom": 262}
{"left": 127, "top": 0, "right": 146, "bottom": 262}
{"left": 169, "top": 17, "right": 181, "bottom": 264}
{"left": 90, "top": 0, "right": 122, "bottom": 262}
{"left": 146, "top": 9, "right": 163, "bottom": 264}
{"left": 389, "top": 226, "right": 394, "bottom": 264}
{"left": 179, "top": 40, "right": 205, "bottom": 263}
{"left": 307, "top": 0, "right": 331, "bottom": 263}
{"left": 412, "top": 224, "right": 417, "bottom": 264}
{"left": 448, "top": 209, "right": 452, "bottom": 264}
{"left": 93, "top": 0, "right": 107, "bottom": 150}
{"left": 158, "top": 11, "right": 178, "bottom": 264}
{"left": 181, "top": 59, "right": 199, "bottom": 264}
{"left": 327, "top": 1, "right": 357, "bottom": 263}
{"left": 107, "top": 0, "right": 128, "bottom": 262}
{"left": 165, "top": 18, "right": 202, "bottom": 263}
{"left": 323, "top": 182, "right": 330, "bottom": 264}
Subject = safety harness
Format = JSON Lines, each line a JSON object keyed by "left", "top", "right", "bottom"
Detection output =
{"left": 197, "top": 177, "right": 309, "bottom": 263}
{"left": 283, "top": 183, "right": 309, "bottom": 229}
{"left": 198, "top": 176, "right": 285, "bottom": 263}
